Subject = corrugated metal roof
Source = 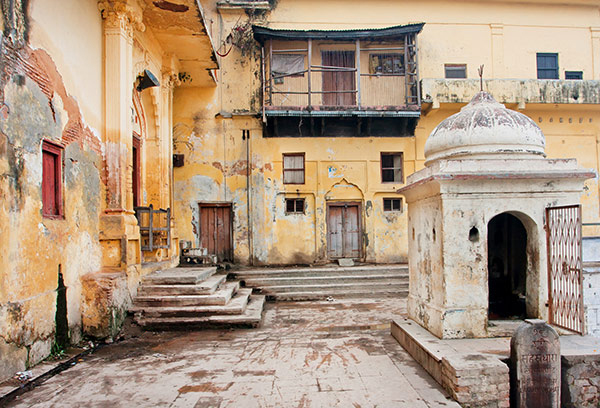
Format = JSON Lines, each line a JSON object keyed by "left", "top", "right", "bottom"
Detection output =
{"left": 253, "top": 23, "right": 425, "bottom": 43}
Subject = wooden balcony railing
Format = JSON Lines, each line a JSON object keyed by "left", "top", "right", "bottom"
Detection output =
{"left": 134, "top": 204, "right": 171, "bottom": 252}
{"left": 261, "top": 34, "right": 420, "bottom": 116}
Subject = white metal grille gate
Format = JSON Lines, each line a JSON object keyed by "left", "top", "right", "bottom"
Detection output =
{"left": 546, "top": 205, "right": 584, "bottom": 334}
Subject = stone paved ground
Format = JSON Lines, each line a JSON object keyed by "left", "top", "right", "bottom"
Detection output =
{"left": 6, "top": 298, "right": 460, "bottom": 408}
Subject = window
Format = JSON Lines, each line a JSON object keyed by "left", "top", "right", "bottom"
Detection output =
{"left": 537, "top": 53, "right": 558, "bottom": 79}
{"left": 283, "top": 153, "right": 305, "bottom": 184}
{"left": 369, "top": 53, "right": 404, "bottom": 75}
{"left": 272, "top": 54, "right": 305, "bottom": 84}
{"left": 381, "top": 152, "right": 403, "bottom": 183}
{"left": 285, "top": 198, "right": 305, "bottom": 214}
{"left": 383, "top": 198, "right": 403, "bottom": 212}
{"left": 445, "top": 64, "right": 467, "bottom": 79}
{"left": 565, "top": 71, "right": 583, "bottom": 80}
{"left": 42, "top": 140, "right": 63, "bottom": 218}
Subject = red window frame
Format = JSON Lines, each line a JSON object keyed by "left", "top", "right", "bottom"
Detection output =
{"left": 42, "top": 140, "right": 64, "bottom": 219}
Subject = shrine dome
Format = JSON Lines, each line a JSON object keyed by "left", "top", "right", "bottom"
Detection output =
{"left": 424, "top": 91, "right": 546, "bottom": 165}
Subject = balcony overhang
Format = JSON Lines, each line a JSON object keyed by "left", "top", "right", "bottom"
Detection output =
{"left": 421, "top": 78, "right": 600, "bottom": 109}
{"left": 141, "top": 0, "right": 219, "bottom": 87}
{"left": 265, "top": 109, "right": 421, "bottom": 118}
{"left": 253, "top": 23, "right": 425, "bottom": 43}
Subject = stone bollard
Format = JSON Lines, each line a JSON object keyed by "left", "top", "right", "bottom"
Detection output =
{"left": 510, "top": 319, "right": 561, "bottom": 407}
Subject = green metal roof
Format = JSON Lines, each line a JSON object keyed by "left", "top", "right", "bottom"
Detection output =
{"left": 253, "top": 23, "right": 425, "bottom": 43}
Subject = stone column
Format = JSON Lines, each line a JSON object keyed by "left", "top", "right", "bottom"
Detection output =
{"left": 98, "top": 0, "right": 143, "bottom": 212}
{"left": 81, "top": 0, "right": 145, "bottom": 340}
{"left": 161, "top": 69, "right": 180, "bottom": 258}
{"left": 591, "top": 27, "right": 600, "bottom": 80}
{"left": 490, "top": 24, "right": 504, "bottom": 78}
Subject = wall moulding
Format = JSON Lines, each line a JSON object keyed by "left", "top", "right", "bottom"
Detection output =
{"left": 98, "top": 0, "right": 145, "bottom": 36}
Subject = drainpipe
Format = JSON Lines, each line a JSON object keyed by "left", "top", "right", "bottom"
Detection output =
{"left": 244, "top": 129, "right": 253, "bottom": 265}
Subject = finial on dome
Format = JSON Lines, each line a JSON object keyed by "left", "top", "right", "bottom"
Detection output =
{"left": 478, "top": 64, "right": 484, "bottom": 91}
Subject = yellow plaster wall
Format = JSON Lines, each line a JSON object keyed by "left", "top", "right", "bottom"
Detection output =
{"left": 0, "top": 0, "right": 104, "bottom": 379}
{"left": 172, "top": 0, "right": 600, "bottom": 265}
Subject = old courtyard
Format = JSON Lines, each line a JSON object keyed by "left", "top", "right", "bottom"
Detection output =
{"left": 2, "top": 298, "right": 459, "bottom": 408}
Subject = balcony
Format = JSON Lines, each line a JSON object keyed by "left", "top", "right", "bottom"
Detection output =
{"left": 421, "top": 78, "right": 600, "bottom": 109}
{"left": 253, "top": 24, "right": 424, "bottom": 137}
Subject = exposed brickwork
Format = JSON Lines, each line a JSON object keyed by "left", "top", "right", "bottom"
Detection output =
{"left": 1, "top": 39, "right": 102, "bottom": 157}
{"left": 441, "top": 354, "right": 510, "bottom": 408}
{"left": 561, "top": 355, "right": 600, "bottom": 408}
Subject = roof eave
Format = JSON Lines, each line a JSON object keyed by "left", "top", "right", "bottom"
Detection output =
{"left": 252, "top": 23, "right": 425, "bottom": 44}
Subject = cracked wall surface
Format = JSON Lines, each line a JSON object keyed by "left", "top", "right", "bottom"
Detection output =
{"left": 0, "top": 0, "right": 104, "bottom": 380}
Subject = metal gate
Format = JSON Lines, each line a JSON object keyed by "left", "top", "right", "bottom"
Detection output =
{"left": 546, "top": 205, "right": 584, "bottom": 334}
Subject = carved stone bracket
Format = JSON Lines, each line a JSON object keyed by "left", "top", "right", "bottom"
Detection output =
{"left": 162, "top": 71, "right": 182, "bottom": 90}
{"left": 98, "top": 0, "right": 145, "bottom": 37}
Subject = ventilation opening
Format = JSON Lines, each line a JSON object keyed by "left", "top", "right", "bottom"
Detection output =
{"left": 469, "top": 226, "right": 479, "bottom": 242}
{"left": 55, "top": 266, "right": 69, "bottom": 350}
{"left": 488, "top": 213, "right": 527, "bottom": 319}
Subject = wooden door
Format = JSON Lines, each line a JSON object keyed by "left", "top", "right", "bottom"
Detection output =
{"left": 199, "top": 204, "right": 232, "bottom": 262}
{"left": 327, "top": 203, "right": 361, "bottom": 259}
{"left": 322, "top": 51, "right": 356, "bottom": 106}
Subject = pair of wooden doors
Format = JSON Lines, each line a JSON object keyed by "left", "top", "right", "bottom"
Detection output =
{"left": 327, "top": 202, "right": 361, "bottom": 259}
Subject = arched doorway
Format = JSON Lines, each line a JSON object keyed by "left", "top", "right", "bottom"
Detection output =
{"left": 488, "top": 213, "right": 527, "bottom": 319}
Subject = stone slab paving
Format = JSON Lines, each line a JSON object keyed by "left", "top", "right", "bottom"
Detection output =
{"left": 5, "top": 298, "right": 460, "bottom": 408}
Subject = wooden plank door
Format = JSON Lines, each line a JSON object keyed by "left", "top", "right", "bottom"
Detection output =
{"left": 343, "top": 205, "right": 360, "bottom": 258}
{"left": 322, "top": 51, "right": 356, "bottom": 106}
{"left": 199, "top": 204, "right": 232, "bottom": 262}
{"left": 327, "top": 203, "right": 361, "bottom": 259}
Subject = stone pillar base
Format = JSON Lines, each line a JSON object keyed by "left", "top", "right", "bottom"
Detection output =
{"left": 81, "top": 270, "right": 130, "bottom": 339}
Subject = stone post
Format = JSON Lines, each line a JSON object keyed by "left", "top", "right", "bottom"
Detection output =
{"left": 510, "top": 319, "right": 561, "bottom": 407}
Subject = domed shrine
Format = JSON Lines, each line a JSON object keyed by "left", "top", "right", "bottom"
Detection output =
{"left": 399, "top": 91, "right": 594, "bottom": 339}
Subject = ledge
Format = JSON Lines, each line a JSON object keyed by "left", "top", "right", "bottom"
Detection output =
{"left": 421, "top": 78, "right": 600, "bottom": 107}
{"left": 217, "top": 0, "right": 271, "bottom": 10}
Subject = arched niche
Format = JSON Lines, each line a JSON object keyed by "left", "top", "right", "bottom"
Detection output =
{"left": 487, "top": 211, "right": 540, "bottom": 320}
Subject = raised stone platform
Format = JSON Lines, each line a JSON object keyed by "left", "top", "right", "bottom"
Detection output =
{"left": 391, "top": 318, "right": 600, "bottom": 408}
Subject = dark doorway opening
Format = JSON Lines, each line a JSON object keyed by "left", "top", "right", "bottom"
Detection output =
{"left": 488, "top": 213, "right": 527, "bottom": 319}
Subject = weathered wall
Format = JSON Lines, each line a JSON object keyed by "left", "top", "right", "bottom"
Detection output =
{"left": 583, "top": 267, "right": 600, "bottom": 337}
{"left": 0, "top": 0, "right": 103, "bottom": 380}
{"left": 173, "top": 0, "right": 599, "bottom": 266}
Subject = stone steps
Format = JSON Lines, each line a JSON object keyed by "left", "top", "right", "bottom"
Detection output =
{"left": 135, "top": 295, "right": 266, "bottom": 329}
{"left": 141, "top": 266, "right": 216, "bottom": 285}
{"left": 232, "top": 264, "right": 409, "bottom": 301}
{"left": 133, "top": 281, "right": 240, "bottom": 307}
{"left": 132, "top": 267, "right": 264, "bottom": 329}
{"left": 271, "top": 288, "right": 409, "bottom": 301}
{"left": 133, "top": 289, "right": 252, "bottom": 317}
{"left": 243, "top": 274, "right": 408, "bottom": 287}
{"left": 231, "top": 264, "right": 408, "bottom": 279}
{"left": 137, "top": 274, "right": 227, "bottom": 296}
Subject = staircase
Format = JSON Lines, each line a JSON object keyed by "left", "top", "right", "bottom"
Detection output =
{"left": 132, "top": 266, "right": 265, "bottom": 329}
{"left": 230, "top": 264, "right": 409, "bottom": 301}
